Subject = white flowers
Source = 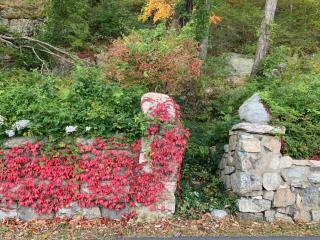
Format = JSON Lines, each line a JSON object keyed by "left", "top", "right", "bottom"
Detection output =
{"left": 85, "top": 127, "right": 92, "bottom": 132}
{"left": 13, "top": 120, "right": 30, "bottom": 131}
{"left": 65, "top": 125, "right": 77, "bottom": 134}
{"left": 5, "top": 129, "right": 15, "bottom": 138}
{"left": 1, "top": 117, "right": 31, "bottom": 138}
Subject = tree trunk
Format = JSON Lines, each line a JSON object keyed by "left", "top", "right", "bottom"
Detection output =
{"left": 199, "top": 34, "right": 209, "bottom": 59}
{"left": 199, "top": 0, "right": 210, "bottom": 59}
{"left": 186, "top": 0, "right": 193, "bottom": 13}
{"left": 251, "top": 0, "right": 278, "bottom": 76}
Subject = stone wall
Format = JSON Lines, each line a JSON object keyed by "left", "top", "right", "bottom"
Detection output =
{"left": 219, "top": 121, "right": 320, "bottom": 223}
{"left": 0, "top": 93, "right": 188, "bottom": 221}
{"left": 0, "top": 4, "right": 43, "bottom": 36}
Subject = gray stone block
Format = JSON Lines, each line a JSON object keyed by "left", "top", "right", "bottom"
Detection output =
{"left": 274, "top": 212, "right": 294, "bottom": 223}
{"left": 281, "top": 166, "right": 310, "bottom": 188}
{"left": 308, "top": 167, "right": 320, "bottom": 184}
{"left": 56, "top": 202, "right": 82, "bottom": 219}
{"left": 0, "top": 202, "right": 18, "bottom": 219}
{"left": 301, "top": 187, "right": 319, "bottom": 210}
{"left": 293, "top": 210, "right": 311, "bottom": 222}
{"left": 235, "top": 151, "right": 260, "bottom": 171}
{"left": 265, "top": 210, "right": 276, "bottom": 222}
{"left": 218, "top": 156, "right": 227, "bottom": 170}
{"left": 263, "top": 172, "right": 282, "bottom": 191}
{"left": 239, "top": 94, "right": 270, "bottom": 124}
{"left": 238, "top": 134, "right": 261, "bottom": 153}
{"left": 276, "top": 206, "right": 294, "bottom": 216}
{"left": 242, "top": 191, "right": 263, "bottom": 197}
{"left": 231, "top": 123, "right": 286, "bottom": 135}
{"left": 229, "top": 134, "right": 238, "bottom": 151}
{"left": 101, "top": 206, "right": 130, "bottom": 220}
{"left": 311, "top": 210, "right": 320, "bottom": 222}
{"left": 239, "top": 212, "right": 264, "bottom": 221}
{"left": 82, "top": 207, "right": 101, "bottom": 220}
{"left": 279, "top": 156, "right": 293, "bottom": 169}
{"left": 263, "top": 191, "right": 275, "bottom": 201}
{"left": 210, "top": 209, "right": 228, "bottom": 220}
{"left": 4, "top": 137, "right": 37, "bottom": 148}
{"left": 261, "top": 136, "right": 281, "bottom": 153}
{"left": 17, "top": 207, "right": 54, "bottom": 221}
{"left": 238, "top": 198, "right": 271, "bottom": 213}
{"left": 225, "top": 166, "right": 236, "bottom": 175}
{"left": 273, "top": 188, "right": 295, "bottom": 207}
{"left": 251, "top": 152, "right": 281, "bottom": 171}
{"left": 292, "top": 160, "right": 311, "bottom": 166}
{"left": 231, "top": 171, "right": 262, "bottom": 195}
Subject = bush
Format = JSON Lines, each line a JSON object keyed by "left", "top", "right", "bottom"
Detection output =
{"left": 273, "top": 0, "right": 320, "bottom": 53}
{"left": 89, "top": 0, "right": 144, "bottom": 41}
{"left": 209, "top": 0, "right": 320, "bottom": 55}
{"left": 209, "top": 0, "right": 263, "bottom": 55}
{"left": 0, "top": 66, "right": 146, "bottom": 142}
{"left": 204, "top": 47, "right": 320, "bottom": 159}
{"left": 101, "top": 24, "right": 201, "bottom": 96}
{"left": 177, "top": 163, "right": 237, "bottom": 219}
{"left": 259, "top": 53, "right": 320, "bottom": 158}
{"left": 44, "top": 0, "right": 90, "bottom": 49}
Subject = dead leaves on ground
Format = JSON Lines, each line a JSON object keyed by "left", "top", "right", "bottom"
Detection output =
{"left": 0, "top": 214, "right": 320, "bottom": 240}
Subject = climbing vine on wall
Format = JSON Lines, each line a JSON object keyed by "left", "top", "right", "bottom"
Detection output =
{"left": 0, "top": 101, "right": 189, "bottom": 217}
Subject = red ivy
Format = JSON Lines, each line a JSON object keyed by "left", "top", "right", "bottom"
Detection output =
{"left": 0, "top": 101, "right": 189, "bottom": 217}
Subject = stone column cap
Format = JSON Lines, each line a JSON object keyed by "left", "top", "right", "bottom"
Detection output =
{"left": 231, "top": 122, "right": 286, "bottom": 135}
{"left": 141, "top": 92, "right": 176, "bottom": 122}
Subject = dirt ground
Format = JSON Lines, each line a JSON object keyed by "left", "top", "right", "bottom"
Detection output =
{"left": 1, "top": 214, "right": 320, "bottom": 239}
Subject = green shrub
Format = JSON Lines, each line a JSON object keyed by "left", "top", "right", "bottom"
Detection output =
{"left": 259, "top": 54, "right": 320, "bottom": 158}
{"left": 0, "top": 66, "right": 146, "bottom": 142}
{"left": 177, "top": 163, "right": 237, "bottom": 219}
{"left": 101, "top": 24, "right": 201, "bottom": 96}
{"left": 204, "top": 47, "right": 320, "bottom": 159}
{"left": 44, "top": 0, "right": 90, "bottom": 49}
{"left": 209, "top": 0, "right": 263, "bottom": 55}
{"left": 209, "top": 0, "right": 320, "bottom": 55}
{"left": 273, "top": 0, "right": 320, "bottom": 53}
{"left": 89, "top": 0, "right": 144, "bottom": 41}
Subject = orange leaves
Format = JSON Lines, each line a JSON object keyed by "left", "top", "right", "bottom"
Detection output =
{"left": 139, "top": 0, "right": 177, "bottom": 23}
{"left": 209, "top": 14, "right": 222, "bottom": 25}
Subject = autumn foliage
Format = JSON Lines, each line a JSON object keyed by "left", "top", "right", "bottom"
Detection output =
{"left": 101, "top": 26, "right": 201, "bottom": 95}
{"left": 139, "top": 0, "right": 177, "bottom": 23}
{"left": 0, "top": 101, "right": 189, "bottom": 217}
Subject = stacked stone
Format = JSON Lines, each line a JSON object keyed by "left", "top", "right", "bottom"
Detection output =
{"left": 0, "top": 137, "right": 134, "bottom": 221}
{"left": 136, "top": 93, "right": 180, "bottom": 220}
{"left": 0, "top": 93, "right": 184, "bottom": 221}
{"left": 0, "top": 4, "right": 43, "bottom": 36}
{"left": 219, "top": 94, "right": 320, "bottom": 223}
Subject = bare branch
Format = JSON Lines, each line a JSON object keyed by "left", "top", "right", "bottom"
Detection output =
{"left": 0, "top": 34, "right": 80, "bottom": 68}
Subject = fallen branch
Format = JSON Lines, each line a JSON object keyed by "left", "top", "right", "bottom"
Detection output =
{"left": 0, "top": 34, "right": 93, "bottom": 71}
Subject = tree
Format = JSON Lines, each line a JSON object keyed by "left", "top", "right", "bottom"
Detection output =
{"left": 139, "top": 0, "right": 177, "bottom": 23}
{"left": 45, "top": 0, "right": 90, "bottom": 49}
{"left": 251, "top": 0, "right": 278, "bottom": 76}
{"left": 89, "top": 0, "right": 144, "bottom": 41}
{"left": 140, "top": 0, "right": 220, "bottom": 60}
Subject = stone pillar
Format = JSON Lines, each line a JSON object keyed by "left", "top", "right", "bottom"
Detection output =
{"left": 136, "top": 93, "right": 182, "bottom": 220}
{"left": 219, "top": 121, "right": 320, "bottom": 223}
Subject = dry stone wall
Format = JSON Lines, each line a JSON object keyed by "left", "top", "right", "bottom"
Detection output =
{"left": 0, "top": 4, "right": 43, "bottom": 36}
{"left": 219, "top": 95, "right": 320, "bottom": 223}
{"left": 0, "top": 93, "right": 188, "bottom": 221}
